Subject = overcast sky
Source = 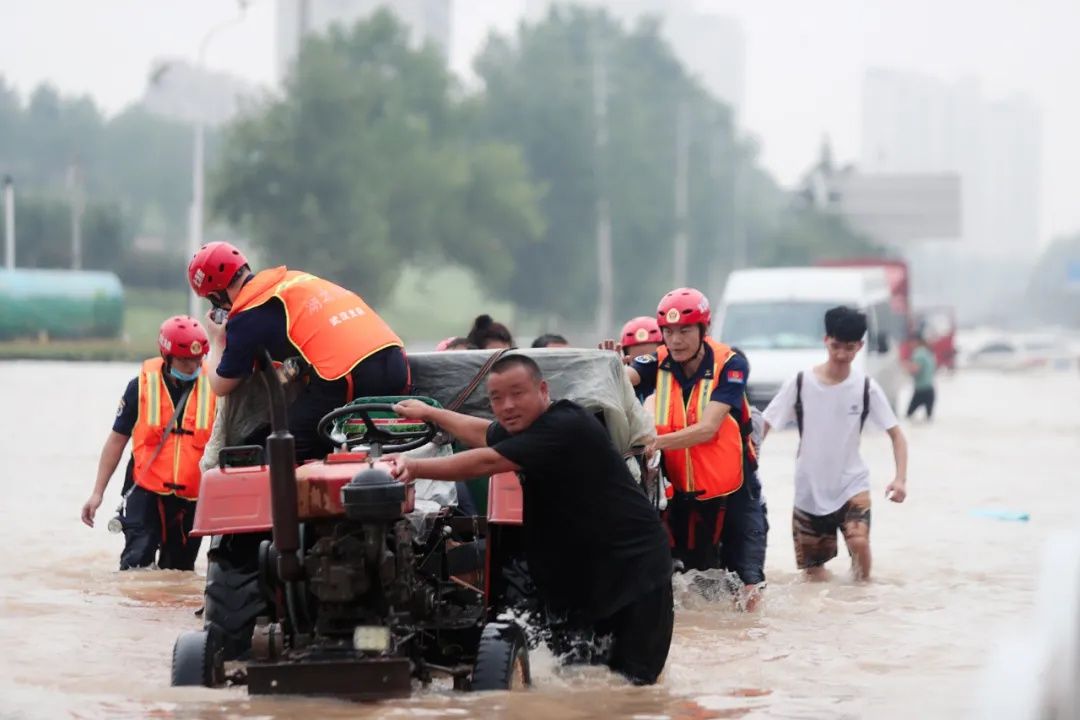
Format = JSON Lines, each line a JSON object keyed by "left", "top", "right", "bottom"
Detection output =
{"left": 2, "top": 0, "right": 1077, "bottom": 245}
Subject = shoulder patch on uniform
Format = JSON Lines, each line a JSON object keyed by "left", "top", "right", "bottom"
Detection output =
{"left": 116, "top": 398, "right": 126, "bottom": 417}
{"left": 634, "top": 355, "right": 656, "bottom": 364}
{"left": 726, "top": 369, "right": 745, "bottom": 383}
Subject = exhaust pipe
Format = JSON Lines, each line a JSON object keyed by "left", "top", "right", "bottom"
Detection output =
{"left": 259, "top": 351, "right": 302, "bottom": 582}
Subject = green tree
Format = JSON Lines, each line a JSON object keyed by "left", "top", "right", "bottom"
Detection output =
{"left": 1027, "top": 233, "right": 1080, "bottom": 327}
{"left": 474, "top": 9, "right": 759, "bottom": 322}
{"left": 12, "top": 195, "right": 126, "bottom": 272}
{"left": 0, "top": 77, "right": 205, "bottom": 279}
{"left": 474, "top": 8, "right": 879, "bottom": 325}
{"left": 212, "top": 10, "right": 544, "bottom": 304}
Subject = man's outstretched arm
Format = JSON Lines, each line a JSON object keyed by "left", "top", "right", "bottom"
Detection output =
{"left": 392, "top": 399, "right": 492, "bottom": 449}
{"left": 388, "top": 448, "right": 520, "bottom": 484}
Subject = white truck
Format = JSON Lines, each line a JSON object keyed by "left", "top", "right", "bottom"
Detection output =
{"left": 715, "top": 266, "right": 906, "bottom": 410}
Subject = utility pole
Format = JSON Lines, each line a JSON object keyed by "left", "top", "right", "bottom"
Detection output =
{"left": 731, "top": 153, "right": 746, "bottom": 270}
{"left": 592, "top": 24, "right": 614, "bottom": 337}
{"left": 67, "top": 161, "right": 84, "bottom": 270}
{"left": 3, "top": 175, "right": 14, "bottom": 270}
{"left": 298, "top": 0, "right": 310, "bottom": 52}
{"left": 187, "top": 1, "right": 249, "bottom": 318}
{"left": 673, "top": 99, "right": 690, "bottom": 287}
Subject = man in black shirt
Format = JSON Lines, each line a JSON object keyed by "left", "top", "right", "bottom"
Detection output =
{"left": 388, "top": 354, "right": 673, "bottom": 685}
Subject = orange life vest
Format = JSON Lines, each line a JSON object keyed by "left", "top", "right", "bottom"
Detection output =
{"left": 131, "top": 358, "right": 216, "bottom": 500}
{"left": 655, "top": 337, "right": 755, "bottom": 500}
{"left": 229, "top": 267, "right": 403, "bottom": 381}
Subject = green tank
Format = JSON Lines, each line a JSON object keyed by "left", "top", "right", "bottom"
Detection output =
{"left": 0, "top": 269, "right": 124, "bottom": 340}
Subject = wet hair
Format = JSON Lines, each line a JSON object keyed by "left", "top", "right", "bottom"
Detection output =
{"left": 489, "top": 354, "right": 544, "bottom": 384}
{"left": 824, "top": 306, "right": 868, "bottom": 343}
{"left": 467, "top": 314, "right": 514, "bottom": 349}
{"left": 531, "top": 333, "right": 569, "bottom": 348}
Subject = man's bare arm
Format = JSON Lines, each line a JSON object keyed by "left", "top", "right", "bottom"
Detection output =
{"left": 392, "top": 400, "right": 492, "bottom": 449}
{"left": 389, "top": 448, "right": 520, "bottom": 484}
{"left": 885, "top": 425, "right": 908, "bottom": 502}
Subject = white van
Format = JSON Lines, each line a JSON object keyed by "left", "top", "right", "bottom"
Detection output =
{"left": 715, "top": 267, "right": 906, "bottom": 410}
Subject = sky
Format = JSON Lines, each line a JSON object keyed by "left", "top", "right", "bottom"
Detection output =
{"left": 2, "top": 0, "right": 1077, "bottom": 245}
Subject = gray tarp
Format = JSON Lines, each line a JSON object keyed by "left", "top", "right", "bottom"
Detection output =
{"left": 408, "top": 348, "right": 655, "bottom": 455}
{"left": 201, "top": 347, "right": 656, "bottom": 472}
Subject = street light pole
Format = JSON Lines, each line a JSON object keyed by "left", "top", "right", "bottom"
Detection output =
{"left": 187, "top": 2, "right": 249, "bottom": 319}
{"left": 3, "top": 175, "right": 14, "bottom": 270}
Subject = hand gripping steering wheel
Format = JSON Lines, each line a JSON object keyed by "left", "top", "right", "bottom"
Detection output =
{"left": 316, "top": 403, "right": 437, "bottom": 453}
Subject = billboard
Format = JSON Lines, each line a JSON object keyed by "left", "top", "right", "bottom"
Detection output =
{"left": 831, "top": 173, "right": 962, "bottom": 244}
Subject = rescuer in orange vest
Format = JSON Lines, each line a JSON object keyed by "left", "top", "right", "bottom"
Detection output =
{"left": 186, "top": 242, "right": 409, "bottom": 461}
{"left": 81, "top": 316, "right": 217, "bottom": 571}
{"left": 625, "top": 288, "right": 761, "bottom": 575}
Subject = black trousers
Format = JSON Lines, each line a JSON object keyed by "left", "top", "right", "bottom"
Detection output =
{"left": 721, "top": 471, "right": 769, "bottom": 586}
{"left": 906, "top": 387, "right": 936, "bottom": 419}
{"left": 119, "top": 486, "right": 201, "bottom": 571}
{"left": 595, "top": 581, "right": 675, "bottom": 685}
{"left": 664, "top": 494, "right": 727, "bottom": 572}
{"left": 245, "top": 347, "right": 411, "bottom": 462}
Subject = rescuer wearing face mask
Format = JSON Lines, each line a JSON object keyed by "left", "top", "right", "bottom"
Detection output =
{"left": 80, "top": 315, "right": 217, "bottom": 571}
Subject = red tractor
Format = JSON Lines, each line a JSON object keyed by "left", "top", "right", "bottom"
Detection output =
{"left": 171, "top": 347, "right": 655, "bottom": 698}
{"left": 170, "top": 356, "right": 531, "bottom": 697}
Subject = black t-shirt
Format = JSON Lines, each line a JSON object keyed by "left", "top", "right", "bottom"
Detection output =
{"left": 112, "top": 374, "right": 193, "bottom": 436}
{"left": 486, "top": 400, "right": 672, "bottom": 620}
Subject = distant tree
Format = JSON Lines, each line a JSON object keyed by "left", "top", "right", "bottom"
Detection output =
{"left": 13, "top": 195, "right": 126, "bottom": 272}
{"left": 472, "top": 8, "right": 871, "bottom": 324}
{"left": 212, "top": 10, "right": 544, "bottom": 304}
{"left": 1027, "top": 233, "right": 1080, "bottom": 327}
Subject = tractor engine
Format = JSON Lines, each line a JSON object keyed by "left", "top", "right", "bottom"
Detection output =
{"left": 296, "top": 465, "right": 434, "bottom": 640}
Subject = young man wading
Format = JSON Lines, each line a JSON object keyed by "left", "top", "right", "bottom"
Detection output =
{"left": 762, "top": 306, "right": 909, "bottom": 582}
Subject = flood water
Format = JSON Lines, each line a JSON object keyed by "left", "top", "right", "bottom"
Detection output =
{"left": 1, "top": 361, "right": 1077, "bottom": 719}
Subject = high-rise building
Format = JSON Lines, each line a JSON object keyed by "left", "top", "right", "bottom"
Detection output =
{"left": 861, "top": 68, "right": 1042, "bottom": 319}
{"left": 861, "top": 68, "right": 1042, "bottom": 259}
{"left": 525, "top": 0, "right": 745, "bottom": 121}
{"left": 276, "top": 0, "right": 452, "bottom": 82}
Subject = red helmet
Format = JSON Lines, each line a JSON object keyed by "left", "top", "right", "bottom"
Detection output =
{"left": 620, "top": 316, "right": 662, "bottom": 347}
{"left": 158, "top": 315, "right": 210, "bottom": 360}
{"left": 657, "top": 287, "right": 711, "bottom": 328}
{"left": 187, "top": 241, "right": 248, "bottom": 298}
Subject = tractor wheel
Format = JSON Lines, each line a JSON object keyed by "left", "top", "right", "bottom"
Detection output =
{"left": 171, "top": 630, "right": 224, "bottom": 687}
{"left": 471, "top": 622, "right": 531, "bottom": 691}
{"left": 203, "top": 533, "right": 271, "bottom": 661}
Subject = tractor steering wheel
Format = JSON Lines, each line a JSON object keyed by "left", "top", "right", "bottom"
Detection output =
{"left": 316, "top": 403, "right": 438, "bottom": 454}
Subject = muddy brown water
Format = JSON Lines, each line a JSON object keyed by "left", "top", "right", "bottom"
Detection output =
{"left": 1, "top": 362, "right": 1077, "bottom": 719}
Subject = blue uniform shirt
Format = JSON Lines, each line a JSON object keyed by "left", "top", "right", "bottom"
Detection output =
{"left": 216, "top": 299, "right": 299, "bottom": 379}
{"left": 632, "top": 343, "right": 749, "bottom": 409}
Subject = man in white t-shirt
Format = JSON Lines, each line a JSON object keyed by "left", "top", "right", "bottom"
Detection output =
{"left": 762, "top": 306, "right": 908, "bottom": 582}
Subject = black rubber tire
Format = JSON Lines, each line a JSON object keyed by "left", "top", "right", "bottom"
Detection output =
{"left": 203, "top": 534, "right": 271, "bottom": 661}
{"left": 471, "top": 622, "right": 531, "bottom": 691}
{"left": 171, "top": 630, "right": 224, "bottom": 687}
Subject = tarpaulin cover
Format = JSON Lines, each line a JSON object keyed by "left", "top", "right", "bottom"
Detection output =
{"left": 408, "top": 348, "right": 654, "bottom": 455}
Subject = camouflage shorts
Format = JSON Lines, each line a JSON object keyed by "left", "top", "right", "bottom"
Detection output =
{"left": 792, "top": 491, "right": 871, "bottom": 569}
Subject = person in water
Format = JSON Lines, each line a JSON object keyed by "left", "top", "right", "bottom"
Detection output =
{"left": 81, "top": 316, "right": 217, "bottom": 571}
{"left": 762, "top": 306, "right": 908, "bottom": 582}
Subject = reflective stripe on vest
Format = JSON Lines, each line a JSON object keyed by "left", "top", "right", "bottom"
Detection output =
{"left": 655, "top": 338, "right": 746, "bottom": 500}
{"left": 131, "top": 358, "right": 216, "bottom": 500}
{"left": 229, "top": 267, "right": 403, "bottom": 381}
